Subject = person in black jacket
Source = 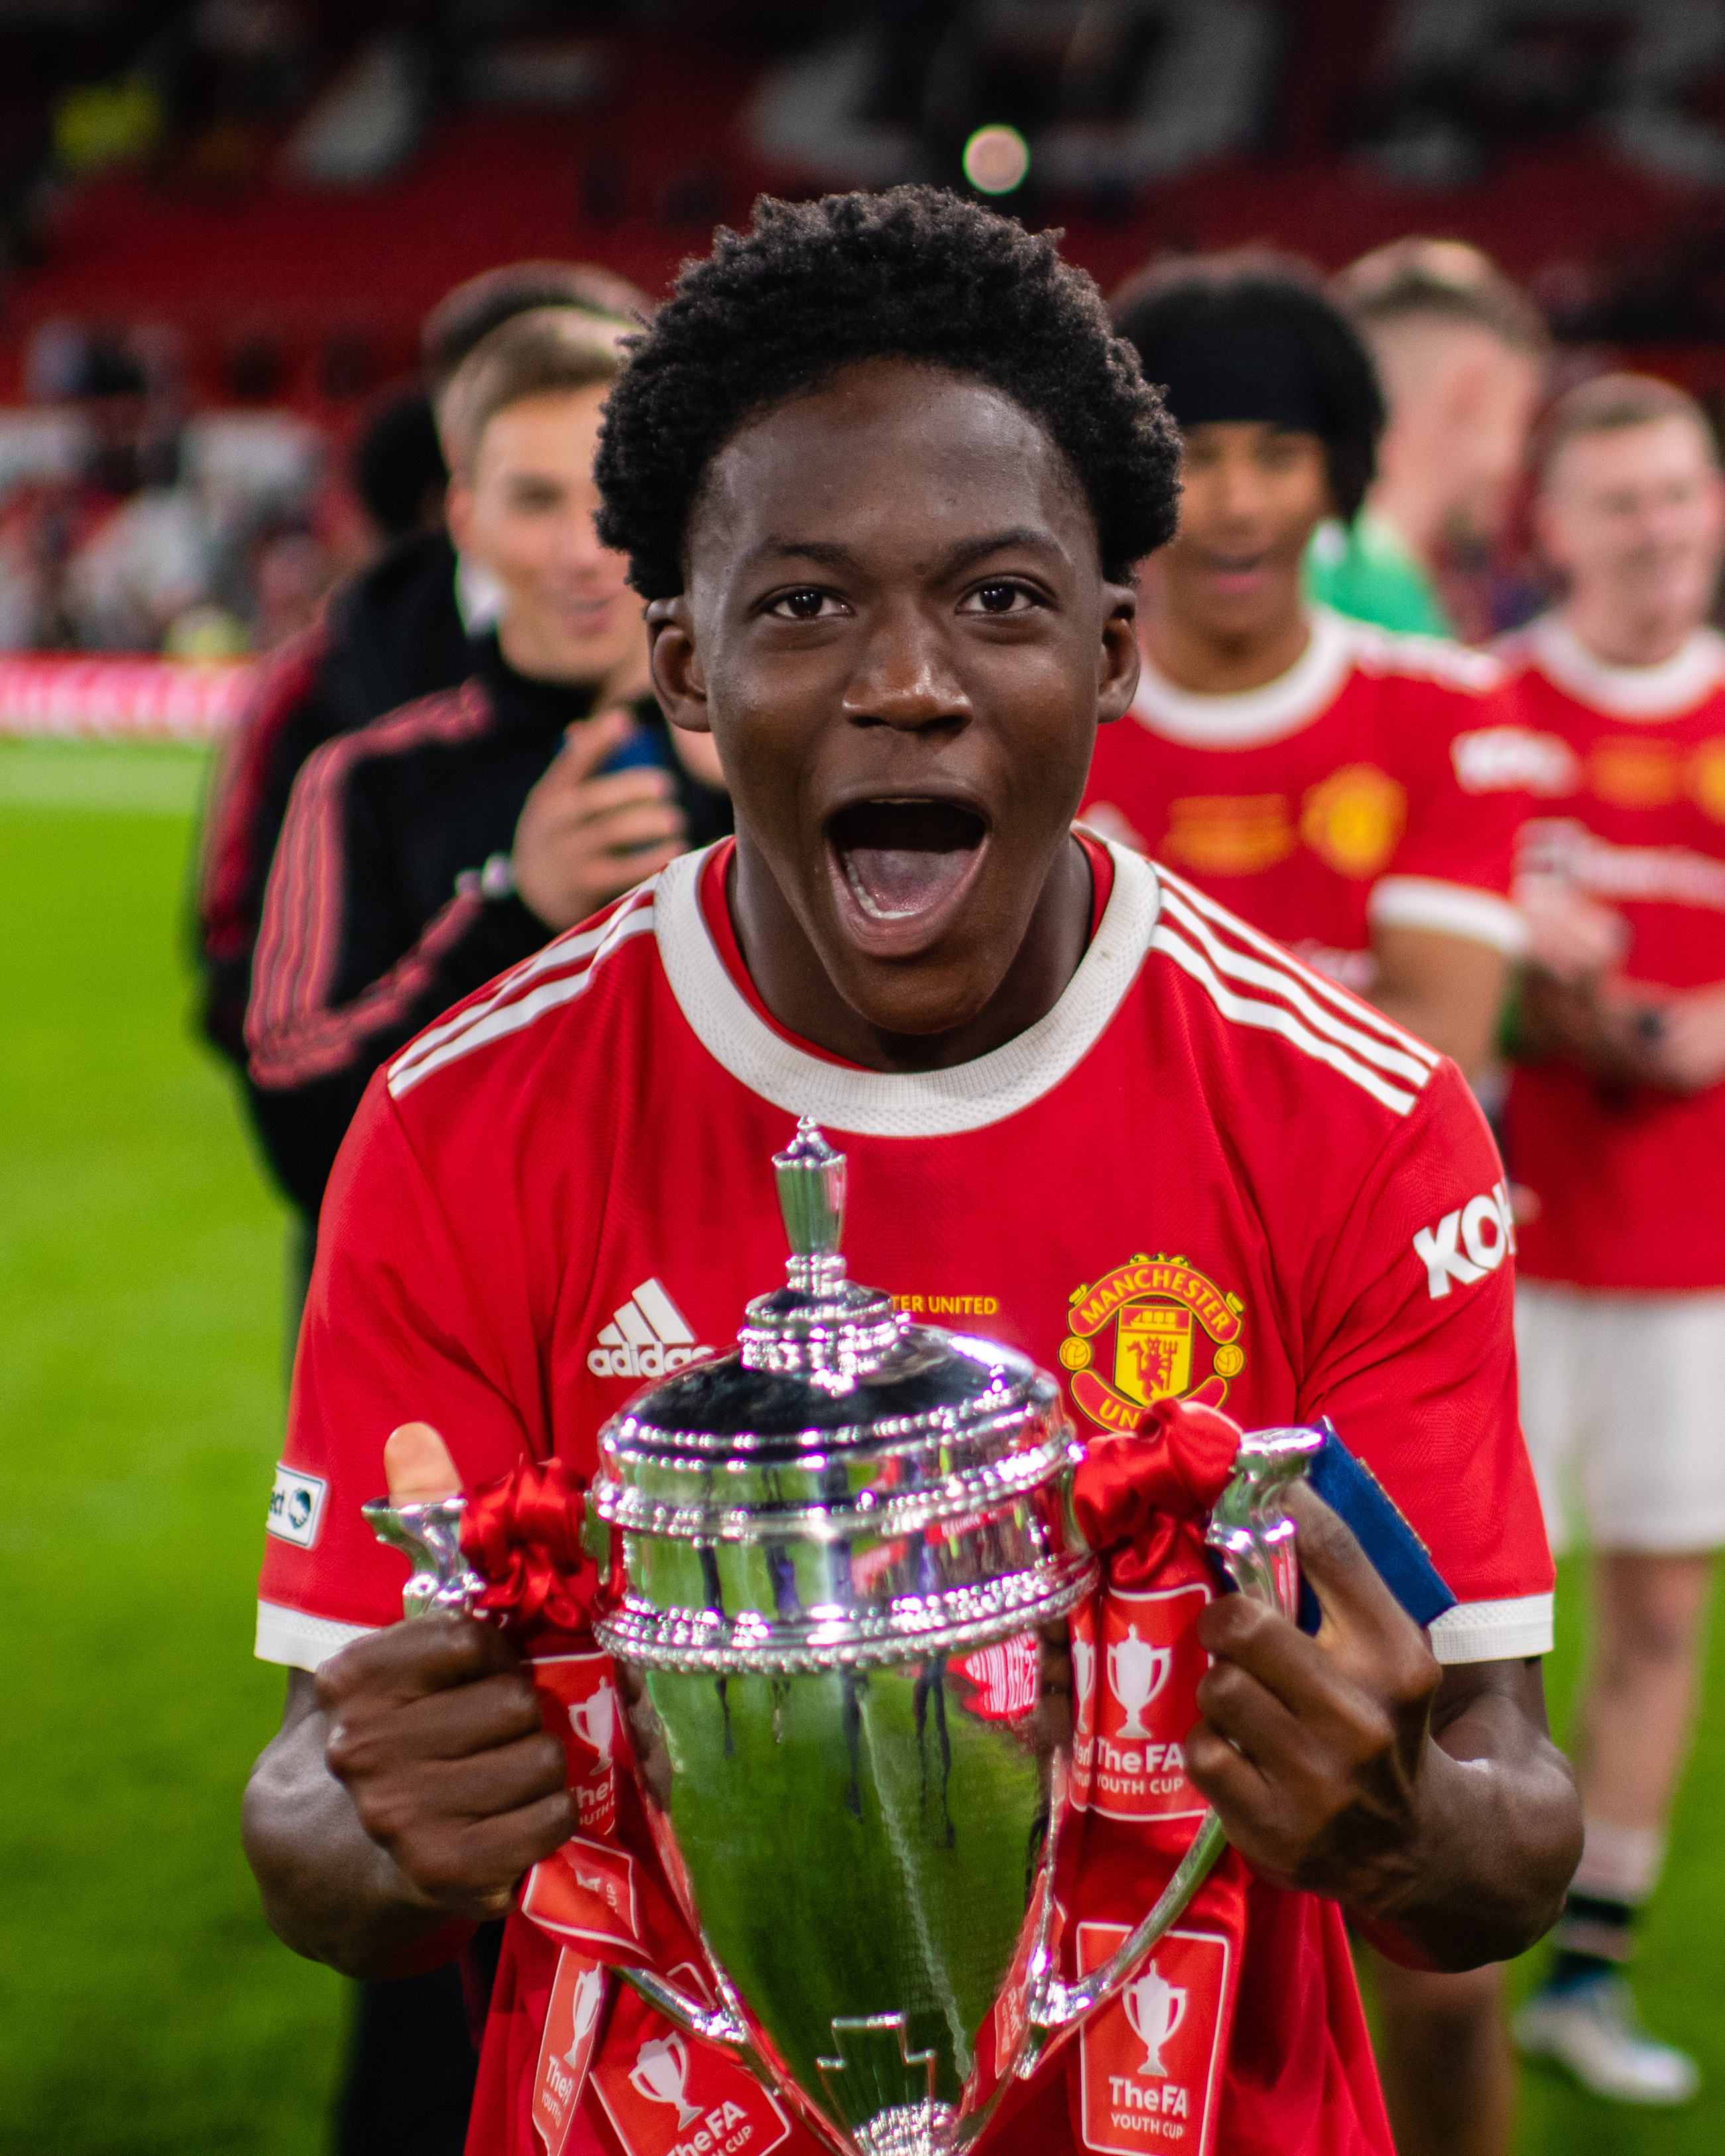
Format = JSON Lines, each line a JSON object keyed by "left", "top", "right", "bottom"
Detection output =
{"left": 246, "top": 306, "right": 729, "bottom": 1219}
{"left": 241, "top": 304, "right": 728, "bottom": 2156}
{"left": 195, "top": 261, "right": 656, "bottom": 1069}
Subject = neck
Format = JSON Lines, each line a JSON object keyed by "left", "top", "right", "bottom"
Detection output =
{"left": 1364, "top": 462, "right": 1449, "bottom": 570}
{"left": 728, "top": 833, "right": 1093, "bottom": 1073}
{"left": 497, "top": 617, "right": 651, "bottom": 707}
{"left": 1559, "top": 592, "right": 1701, "bottom": 670}
{"left": 1141, "top": 577, "right": 1311, "bottom": 695}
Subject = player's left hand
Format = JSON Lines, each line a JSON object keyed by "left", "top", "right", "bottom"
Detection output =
{"left": 1185, "top": 1482, "right": 1443, "bottom": 1911}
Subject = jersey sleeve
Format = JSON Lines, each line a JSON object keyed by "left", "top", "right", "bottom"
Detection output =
{"left": 1295, "top": 1059, "right": 1554, "bottom": 1663}
{"left": 1368, "top": 682, "right": 1528, "bottom": 957}
{"left": 255, "top": 1075, "right": 541, "bottom": 1670}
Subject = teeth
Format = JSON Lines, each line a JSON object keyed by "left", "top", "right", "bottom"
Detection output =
{"left": 842, "top": 857, "right": 918, "bottom": 920}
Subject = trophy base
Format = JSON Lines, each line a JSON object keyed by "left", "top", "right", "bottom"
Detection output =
{"left": 851, "top": 2101, "right": 959, "bottom": 2156}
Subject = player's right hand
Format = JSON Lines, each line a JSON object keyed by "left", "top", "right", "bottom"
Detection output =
{"left": 318, "top": 1613, "right": 575, "bottom": 1921}
{"left": 511, "top": 709, "right": 687, "bottom": 931}
{"left": 1517, "top": 877, "right": 1626, "bottom": 982}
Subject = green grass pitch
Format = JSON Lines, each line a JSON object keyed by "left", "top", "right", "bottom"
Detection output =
{"left": 0, "top": 734, "right": 1720, "bottom": 2152}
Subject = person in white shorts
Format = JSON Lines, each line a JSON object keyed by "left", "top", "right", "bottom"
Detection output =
{"left": 1498, "top": 371, "right": 1725, "bottom": 2106}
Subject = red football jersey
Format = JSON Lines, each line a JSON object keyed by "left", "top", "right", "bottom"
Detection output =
{"left": 1079, "top": 608, "right": 1527, "bottom": 992}
{"left": 1501, "top": 615, "right": 1725, "bottom": 1290}
{"left": 258, "top": 835, "right": 1553, "bottom": 2156}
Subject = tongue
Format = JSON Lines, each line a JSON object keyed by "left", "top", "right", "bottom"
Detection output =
{"left": 833, "top": 802, "right": 983, "bottom": 920}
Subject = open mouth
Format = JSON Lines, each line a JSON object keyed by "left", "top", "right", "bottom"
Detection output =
{"left": 1201, "top": 550, "right": 1272, "bottom": 587}
{"left": 827, "top": 798, "right": 988, "bottom": 931}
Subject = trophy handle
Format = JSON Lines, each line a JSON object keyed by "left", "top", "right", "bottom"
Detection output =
{"left": 1016, "top": 1424, "right": 1325, "bottom": 2070}
{"left": 361, "top": 1495, "right": 484, "bottom": 1618}
{"left": 620, "top": 1964, "right": 754, "bottom": 2053}
{"left": 361, "top": 1497, "right": 765, "bottom": 2069}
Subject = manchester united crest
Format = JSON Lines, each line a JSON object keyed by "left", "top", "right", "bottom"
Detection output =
{"left": 1299, "top": 762, "right": 1406, "bottom": 879}
{"left": 1059, "top": 1254, "right": 1246, "bottom": 1432}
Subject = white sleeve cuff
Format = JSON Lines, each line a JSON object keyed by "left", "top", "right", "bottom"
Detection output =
{"left": 1369, "top": 876, "right": 1528, "bottom": 957}
{"left": 1428, "top": 1592, "right": 1554, "bottom": 1663}
{"left": 256, "top": 1599, "right": 379, "bottom": 1672}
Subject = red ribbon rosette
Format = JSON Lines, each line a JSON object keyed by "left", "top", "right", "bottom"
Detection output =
{"left": 457, "top": 1455, "right": 604, "bottom": 1640}
{"left": 1072, "top": 1392, "right": 1243, "bottom": 1549}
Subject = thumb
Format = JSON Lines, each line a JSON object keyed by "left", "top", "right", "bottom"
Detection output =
{"left": 1281, "top": 1482, "right": 1407, "bottom": 1655}
{"left": 550, "top": 708, "right": 635, "bottom": 783}
{"left": 384, "top": 1421, "right": 462, "bottom": 1503}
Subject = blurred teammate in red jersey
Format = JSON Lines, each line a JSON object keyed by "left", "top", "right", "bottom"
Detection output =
{"left": 1502, "top": 374, "right": 1725, "bottom": 2106}
{"left": 240, "top": 192, "right": 1576, "bottom": 2156}
{"left": 1082, "top": 257, "right": 1527, "bottom": 1087}
{"left": 1083, "top": 256, "right": 1534, "bottom": 2156}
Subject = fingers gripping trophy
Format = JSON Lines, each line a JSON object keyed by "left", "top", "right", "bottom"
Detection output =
{"left": 364, "top": 1120, "right": 1324, "bottom": 2156}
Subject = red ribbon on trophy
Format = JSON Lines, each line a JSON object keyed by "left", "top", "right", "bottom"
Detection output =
{"left": 954, "top": 1398, "right": 1253, "bottom": 2156}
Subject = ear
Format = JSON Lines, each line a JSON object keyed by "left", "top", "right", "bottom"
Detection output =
{"left": 647, "top": 596, "right": 712, "bottom": 735}
{"left": 1443, "top": 351, "right": 1491, "bottom": 428}
{"left": 444, "top": 476, "right": 473, "bottom": 557}
{"left": 1529, "top": 493, "right": 1567, "bottom": 577}
{"left": 1096, "top": 581, "right": 1140, "bottom": 725}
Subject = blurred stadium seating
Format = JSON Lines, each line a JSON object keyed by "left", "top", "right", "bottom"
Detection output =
{"left": 7, "top": 0, "right": 1725, "bottom": 700}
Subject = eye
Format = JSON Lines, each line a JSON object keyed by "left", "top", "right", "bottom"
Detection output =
{"left": 767, "top": 588, "right": 845, "bottom": 621}
{"left": 962, "top": 581, "right": 1040, "bottom": 615}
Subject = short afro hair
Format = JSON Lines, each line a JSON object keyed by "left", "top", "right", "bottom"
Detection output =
{"left": 594, "top": 186, "right": 1181, "bottom": 598}
{"left": 1112, "top": 251, "right": 1385, "bottom": 525}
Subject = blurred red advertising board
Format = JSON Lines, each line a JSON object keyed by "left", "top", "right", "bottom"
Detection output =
{"left": 0, "top": 656, "right": 253, "bottom": 742}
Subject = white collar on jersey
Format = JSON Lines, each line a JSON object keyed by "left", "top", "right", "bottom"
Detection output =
{"left": 1525, "top": 612, "right": 1725, "bottom": 721}
{"left": 1127, "top": 604, "right": 1358, "bottom": 749}
{"left": 654, "top": 839, "right": 1161, "bottom": 1138}
{"left": 1128, "top": 604, "right": 1498, "bottom": 749}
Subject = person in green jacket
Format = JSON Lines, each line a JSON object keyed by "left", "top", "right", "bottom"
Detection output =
{"left": 1307, "top": 239, "right": 1547, "bottom": 640}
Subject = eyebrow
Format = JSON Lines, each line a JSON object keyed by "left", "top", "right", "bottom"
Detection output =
{"left": 741, "top": 526, "right": 1063, "bottom": 575}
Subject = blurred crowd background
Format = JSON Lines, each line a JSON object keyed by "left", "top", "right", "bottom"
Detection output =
{"left": 11, "top": 1, "right": 1725, "bottom": 674}
{"left": 10, "top": 5, "right": 1725, "bottom": 2155}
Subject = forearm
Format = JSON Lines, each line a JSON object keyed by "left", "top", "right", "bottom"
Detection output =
{"left": 245, "top": 894, "right": 550, "bottom": 1212}
{"left": 1354, "top": 1677, "right": 1581, "bottom": 1971}
{"left": 241, "top": 1673, "right": 472, "bottom": 1979}
{"left": 1369, "top": 928, "right": 1509, "bottom": 1078}
{"left": 1371, "top": 985, "right": 1494, "bottom": 1076}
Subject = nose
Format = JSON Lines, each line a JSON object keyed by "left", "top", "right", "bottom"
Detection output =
{"left": 1212, "top": 460, "right": 1273, "bottom": 528}
{"left": 841, "top": 601, "right": 971, "bottom": 736}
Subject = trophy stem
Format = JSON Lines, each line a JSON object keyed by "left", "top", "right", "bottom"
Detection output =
{"left": 1019, "top": 1811, "right": 1228, "bottom": 2064}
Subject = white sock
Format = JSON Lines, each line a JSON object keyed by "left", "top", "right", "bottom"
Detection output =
{"left": 1572, "top": 1818, "right": 1666, "bottom": 1906}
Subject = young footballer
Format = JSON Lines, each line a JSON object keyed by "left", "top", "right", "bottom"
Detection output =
{"left": 1502, "top": 374, "right": 1725, "bottom": 2105}
{"left": 1081, "top": 256, "right": 1528, "bottom": 1085}
{"left": 1084, "top": 253, "right": 1535, "bottom": 2156}
{"left": 242, "top": 191, "right": 1577, "bottom": 2156}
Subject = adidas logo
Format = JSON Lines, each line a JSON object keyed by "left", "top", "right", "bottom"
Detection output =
{"left": 587, "top": 1277, "right": 718, "bottom": 1380}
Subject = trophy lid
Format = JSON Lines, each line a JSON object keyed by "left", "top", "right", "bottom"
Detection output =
{"left": 589, "top": 1120, "right": 1093, "bottom": 1669}
{"left": 603, "top": 1117, "right": 1045, "bottom": 1449}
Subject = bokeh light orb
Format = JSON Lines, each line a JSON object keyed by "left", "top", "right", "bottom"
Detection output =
{"left": 963, "top": 124, "right": 1030, "bottom": 196}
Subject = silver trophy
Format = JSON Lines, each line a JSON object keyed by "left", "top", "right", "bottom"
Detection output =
{"left": 365, "top": 1119, "right": 1321, "bottom": 2156}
